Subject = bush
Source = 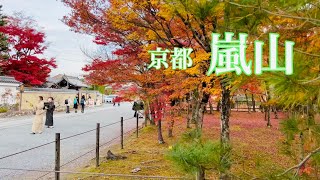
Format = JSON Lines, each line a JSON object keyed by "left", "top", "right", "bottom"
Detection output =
{"left": 166, "top": 129, "right": 231, "bottom": 180}
{"left": 0, "top": 106, "right": 8, "bottom": 113}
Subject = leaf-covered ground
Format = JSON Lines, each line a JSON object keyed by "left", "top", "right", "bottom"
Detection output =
{"left": 70, "top": 111, "right": 297, "bottom": 179}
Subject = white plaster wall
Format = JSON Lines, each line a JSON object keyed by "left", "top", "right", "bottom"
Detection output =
{"left": 0, "top": 83, "right": 19, "bottom": 105}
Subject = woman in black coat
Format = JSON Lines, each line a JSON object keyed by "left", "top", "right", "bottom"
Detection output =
{"left": 45, "top": 97, "right": 55, "bottom": 128}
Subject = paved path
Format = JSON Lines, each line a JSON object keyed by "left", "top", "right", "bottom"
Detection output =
{"left": 0, "top": 102, "right": 141, "bottom": 180}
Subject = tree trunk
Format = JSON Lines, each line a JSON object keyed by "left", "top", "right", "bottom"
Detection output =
{"left": 251, "top": 94, "right": 256, "bottom": 112}
{"left": 144, "top": 110, "right": 148, "bottom": 127}
{"left": 264, "top": 108, "right": 267, "bottom": 121}
{"left": 220, "top": 85, "right": 231, "bottom": 145}
{"left": 157, "top": 119, "right": 165, "bottom": 144}
{"left": 220, "top": 83, "right": 231, "bottom": 178}
{"left": 245, "top": 90, "right": 250, "bottom": 113}
{"left": 149, "top": 104, "right": 155, "bottom": 125}
{"left": 186, "top": 104, "right": 191, "bottom": 128}
{"left": 274, "top": 106, "right": 278, "bottom": 119}
{"left": 168, "top": 111, "right": 174, "bottom": 137}
{"left": 196, "top": 167, "right": 205, "bottom": 180}
{"left": 144, "top": 101, "right": 149, "bottom": 127}
{"left": 192, "top": 96, "right": 202, "bottom": 129}
{"left": 199, "top": 103, "right": 206, "bottom": 129}
{"left": 209, "top": 101, "right": 213, "bottom": 114}
{"left": 267, "top": 106, "right": 271, "bottom": 127}
{"left": 266, "top": 88, "right": 271, "bottom": 127}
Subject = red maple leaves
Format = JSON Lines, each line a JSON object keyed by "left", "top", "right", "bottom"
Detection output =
{"left": 0, "top": 16, "right": 56, "bottom": 86}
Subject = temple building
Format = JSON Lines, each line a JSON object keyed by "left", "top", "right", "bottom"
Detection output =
{"left": 46, "top": 74, "right": 88, "bottom": 90}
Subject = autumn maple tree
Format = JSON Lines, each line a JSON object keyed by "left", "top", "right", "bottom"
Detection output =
{"left": 62, "top": 0, "right": 320, "bottom": 178}
{"left": 0, "top": 15, "right": 56, "bottom": 86}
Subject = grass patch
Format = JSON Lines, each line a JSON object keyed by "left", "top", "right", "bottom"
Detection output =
{"left": 68, "top": 123, "right": 191, "bottom": 180}
{"left": 69, "top": 112, "right": 298, "bottom": 179}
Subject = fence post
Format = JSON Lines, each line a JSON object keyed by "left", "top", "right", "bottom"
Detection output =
{"left": 136, "top": 113, "right": 139, "bottom": 138}
{"left": 96, "top": 123, "right": 100, "bottom": 168}
{"left": 121, "top": 117, "right": 123, "bottom": 149}
{"left": 55, "top": 133, "right": 60, "bottom": 180}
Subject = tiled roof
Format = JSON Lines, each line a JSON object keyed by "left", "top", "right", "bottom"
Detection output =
{"left": 24, "top": 88, "right": 78, "bottom": 92}
{"left": 47, "top": 74, "right": 64, "bottom": 84}
{"left": 64, "top": 75, "right": 88, "bottom": 88}
{"left": 0, "top": 76, "right": 21, "bottom": 84}
{"left": 47, "top": 74, "right": 88, "bottom": 88}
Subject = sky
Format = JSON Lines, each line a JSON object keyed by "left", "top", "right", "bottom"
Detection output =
{"left": 1, "top": 0, "right": 100, "bottom": 77}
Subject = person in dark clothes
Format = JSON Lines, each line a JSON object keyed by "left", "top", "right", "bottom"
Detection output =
{"left": 138, "top": 101, "right": 144, "bottom": 118}
{"left": 132, "top": 101, "right": 138, "bottom": 117}
{"left": 65, "top": 97, "right": 71, "bottom": 113}
{"left": 74, "top": 96, "right": 79, "bottom": 113}
{"left": 80, "top": 95, "right": 86, "bottom": 113}
{"left": 45, "top": 97, "right": 55, "bottom": 128}
{"left": 132, "top": 101, "right": 144, "bottom": 118}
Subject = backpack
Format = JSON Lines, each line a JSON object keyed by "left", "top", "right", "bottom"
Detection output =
{"left": 65, "top": 99, "right": 68, "bottom": 104}
{"left": 81, "top": 98, "right": 85, "bottom": 104}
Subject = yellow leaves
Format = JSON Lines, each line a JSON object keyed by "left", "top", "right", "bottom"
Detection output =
{"left": 183, "top": 50, "right": 209, "bottom": 76}
{"left": 146, "top": 30, "right": 158, "bottom": 41}
{"left": 185, "top": 65, "right": 200, "bottom": 76}
{"left": 157, "top": 4, "right": 175, "bottom": 21}
{"left": 192, "top": 51, "right": 210, "bottom": 64}
{"left": 126, "top": 31, "right": 139, "bottom": 41}
{"left": 118, "top": 5, "right": 130, "bottom": 15}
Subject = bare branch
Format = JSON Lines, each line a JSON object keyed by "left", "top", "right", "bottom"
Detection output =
{"left": 277, "top": 146, "right": 320, "bottom": 177}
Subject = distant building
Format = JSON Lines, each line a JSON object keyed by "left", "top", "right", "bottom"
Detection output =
{"left": 0, "top": 76, "right": 21, "bottom": 105}
{"left": 46, "top": 74, "right": 88, "bottom": 90}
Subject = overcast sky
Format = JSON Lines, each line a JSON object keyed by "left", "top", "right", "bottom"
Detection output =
{"left": 1, "top": 0, "right": 100, "bottom": 77}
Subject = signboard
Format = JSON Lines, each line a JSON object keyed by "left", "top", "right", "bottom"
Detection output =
{"left": 148, "top": 32, "right": 295, "bottom": 76}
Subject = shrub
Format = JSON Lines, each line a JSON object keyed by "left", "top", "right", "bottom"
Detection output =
{"left": 0, "top": 106, "right": 8, "bottom": 113}
{"left": 166, "top": 129, "right": 231, "bottom": 180}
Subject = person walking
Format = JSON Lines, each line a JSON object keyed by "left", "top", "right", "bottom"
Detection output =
{"left": 73, "top": 96, "right": 79, "bottom": 113}
{"left": 117, "top": 96, "right": 121, "bottom": 106}
{"left": 138, "top": 101, "right": 144, "bottom": 118}
{"left": 31, "top": 96, "right": 45, "bottom": 134}
{"left": 132, "top": 101, "right": 138, "bottom": 117}
{"left": 65, "top": 97, "right": 71, "bottom": 113}
{"left": 112, "top": 97, "right": 116, "bottom": 106}
{"left": 45, "top": 97, "right": 55, "bottom": 128}
{"left": 80, "top": 95, "right": 86, "bottom": 113}
{"left": 113, "top": 96, "right": 120, "bottom": 106}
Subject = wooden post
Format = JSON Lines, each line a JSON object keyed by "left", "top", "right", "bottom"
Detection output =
{"left": 96, "top": 123, "right": 100, "bottom": 167}
{"left": 121, "top": 117, "right": 123, "bottom": 149}
{"left": 55, "top": 133, "right": 60, "bottom": 180}
{"left": 136, "top": 113, "right": 139, "bottom": 138}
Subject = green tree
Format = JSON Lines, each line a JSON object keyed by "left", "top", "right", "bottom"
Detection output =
{"left": 0, "top": 5, "right": 8, "bottom": 75}
{"left": 167, "top": 129, "right": 231, "bottom": 180}
{"left": 89, "top": 85, "right": 106, "bottom": 94}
